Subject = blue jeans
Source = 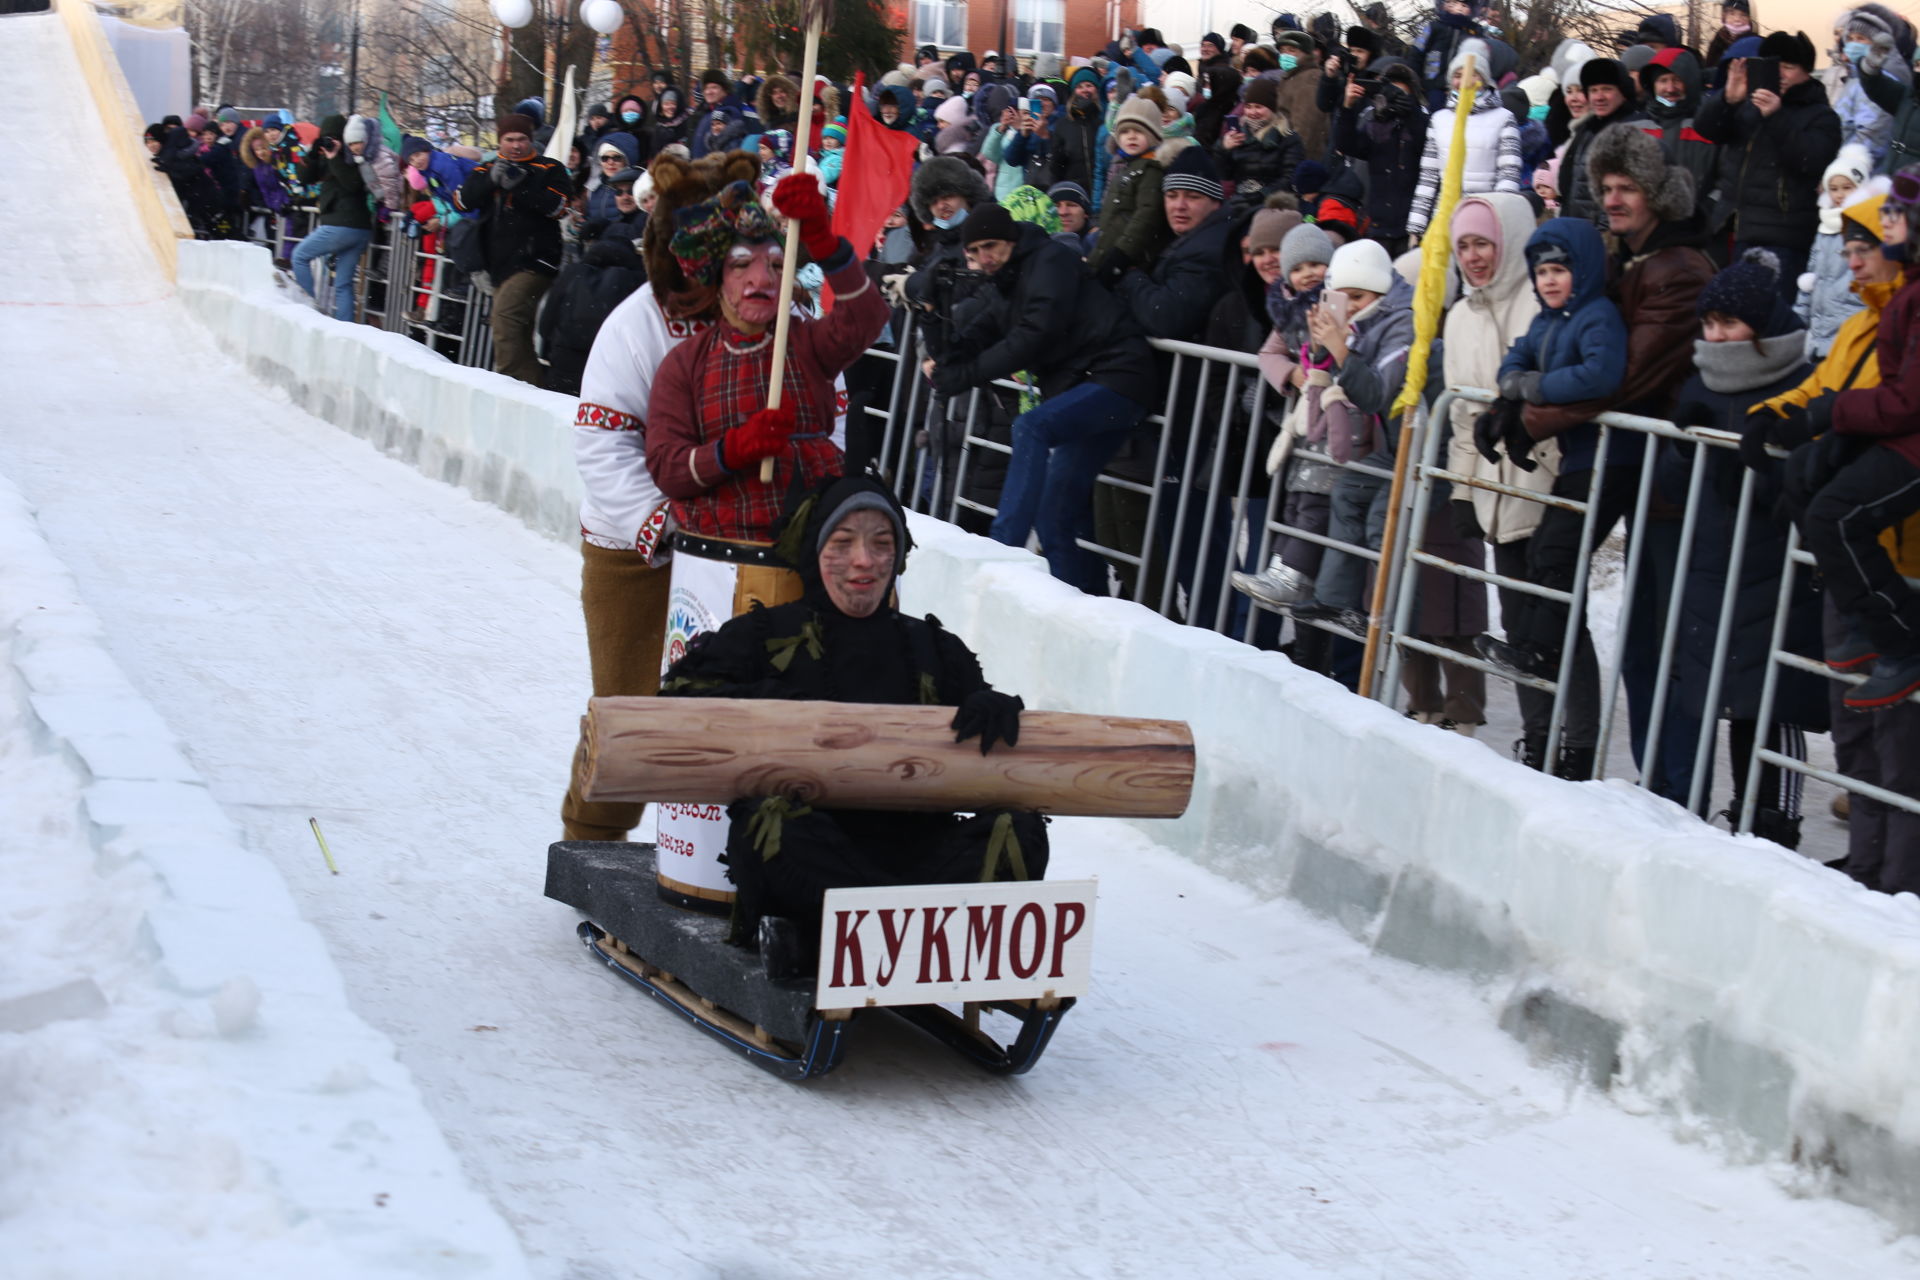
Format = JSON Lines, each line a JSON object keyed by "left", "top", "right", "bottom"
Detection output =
{"left": 291, "top": 224, "right": 374, "bottom": 322}
{"left": 990, "top": 381, "right": 1147, "bottom": 591}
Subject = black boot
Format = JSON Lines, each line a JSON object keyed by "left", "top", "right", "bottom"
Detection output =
{"left": 1750, "top": 807, "right": 1804, "bottom": 851}
{"left": 1844, "top": 652, "right": 1920, "bottom": 711}
{"left": 1514, "top": 734, "right": 1548, "bottom": 772}
{"left": 1474, "top": 633, "right": 1557, "bottom": 681}
{"left": 1555, "top": 744, "right": 1596, "bottom": 781}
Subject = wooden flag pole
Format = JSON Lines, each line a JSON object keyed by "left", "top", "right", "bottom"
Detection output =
{"left": 1357, "top": 55, "right": 1476, "bottom": 700}
{"left": 759, "top": 12, "right": 826, "bottom": 484}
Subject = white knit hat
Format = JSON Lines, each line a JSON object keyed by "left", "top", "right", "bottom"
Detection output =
{"left": 1326, "top": 238, "right": 1395, "bottom": 295}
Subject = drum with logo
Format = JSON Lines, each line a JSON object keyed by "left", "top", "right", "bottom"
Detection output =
{"left": 655, "top": 531, "right": 804, "bottom": 913}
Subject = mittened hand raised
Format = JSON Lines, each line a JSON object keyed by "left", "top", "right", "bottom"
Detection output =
{"left": 720, "top": 406, "right": 797, "bottom": 472}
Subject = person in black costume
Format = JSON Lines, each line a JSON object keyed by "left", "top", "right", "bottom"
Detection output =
{"left": 660, "top": 475, "right": 1047, "bottom": 954}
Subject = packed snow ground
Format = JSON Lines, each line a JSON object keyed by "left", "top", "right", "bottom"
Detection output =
{"left": 6, "top": 11, "right": 1920, "bottom": 1276}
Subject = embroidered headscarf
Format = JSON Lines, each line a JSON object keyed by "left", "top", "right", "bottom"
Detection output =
{"left": 669, "top": 180, "right": 779, "bottom": 287}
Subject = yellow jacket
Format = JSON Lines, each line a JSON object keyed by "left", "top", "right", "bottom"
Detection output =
{"left": 1758, "top": 272, "right": 1919, "bottom": 574}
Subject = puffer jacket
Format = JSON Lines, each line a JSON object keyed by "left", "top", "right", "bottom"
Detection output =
{"left": 1442, "top": 194, "right": 1556, "bottom": 543}
{"left": 583, "top": 131, "right": 641, "bottom": 236}
{"left": 1832, "top": 65, "right": 1897, "bottom": 163}
{"left": 1113, "top": 201, "right": 1234, "bottom": 341}
{"left": 1333, "top": 269, "right": 1417, "bottom": 462}
{"left": 1830, "top": 263, "right": 1920, "bottom": 463}
{"left": 1089, "top": 146, "right": 1170, "bottom": 271}
{"left": 1502, "top": 217, "right": 1630, "bottom": 473}
{"left": 1214, "top": 115, "right": 1304, "bottom": 207}
{"left": 1336, "top": 80, "right": 1428, "bottom": 238}
{"left": 1524, "top": 211, "right": 1717, "bottom": 447}
{"left": 1862, "top": 68, "right": 1920, "bottom": 173}
{"left": 1406, "top": 87, "right": 1521, "bottom": 236}
{"left": 1757, "top": 271, "right": 1920, "bottom": 572}
{"left": 1694, "top": 78, "right": 1842, "bottom": 253}
{"left": 1795, "top": 229, "right": 1865, "bottom": 359}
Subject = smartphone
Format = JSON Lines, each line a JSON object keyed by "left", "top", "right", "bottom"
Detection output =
{"left": 1745, "top": 56, "right": 1780, "bottom": 96}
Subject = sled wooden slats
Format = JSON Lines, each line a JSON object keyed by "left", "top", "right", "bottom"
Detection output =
{"left": 579, "top": 697, "right": 1194, "bottom": 819}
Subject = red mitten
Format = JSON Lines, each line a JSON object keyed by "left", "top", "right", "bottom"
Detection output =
{"left": 721, "top": 405, "right": 797, "bottom": 472}
{"left": 771, "top": 172, "right": 838, "bottom": 262}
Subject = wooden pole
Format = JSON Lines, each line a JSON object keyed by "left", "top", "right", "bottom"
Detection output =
{"left": 1357, "top": 403, "right": 1419, "bottom": 699}
{"left": 759, "top": 14, "right": 825, "bottom": 484}
{"left": 580, "top": 697, "right": 1196, "bottom": 818}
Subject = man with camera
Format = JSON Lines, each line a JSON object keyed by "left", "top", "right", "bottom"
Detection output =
{"left": 291, "top": 112, "right": 375, "bottom": 322}
{"left": 455, "top": 112, "right": 575, "bottom": 387}
{"left": 1695, "top": 32, "right": 1842, "bottom": 299}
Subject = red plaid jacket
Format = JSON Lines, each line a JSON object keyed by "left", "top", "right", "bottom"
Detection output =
{"left": 645, "top": 250, "right": 886, "bottom": 541}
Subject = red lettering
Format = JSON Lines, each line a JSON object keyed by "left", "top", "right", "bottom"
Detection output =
{"left": 1049, "top": 901, "right": 1087, "bottom": 978}
{"left": 962, "top": 905, "right": 1006, "bottom": 981}
{"left": 828, "top": 910, "right": 869, "bottom": 987}
{"left": 917, "top": 906, "right": 957, "bottom": 983}
{"left": 875, "top": 908, "right": 914, "bottom": 986}
{"left": 1008, "top": 903, "right": 1045, "bottom": 979}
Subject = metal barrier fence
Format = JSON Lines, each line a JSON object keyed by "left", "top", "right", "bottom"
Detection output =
{"left": 240, "top": 207, "right": 1917, "bottom": 851}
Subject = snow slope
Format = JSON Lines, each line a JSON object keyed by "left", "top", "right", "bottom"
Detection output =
{"left": 5, "top": 10, "right": 1920, "bottom": 1277}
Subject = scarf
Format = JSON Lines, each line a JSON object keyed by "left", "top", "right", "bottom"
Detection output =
{"left": 1693, "top": 332, "right": 1808, "bottom": 394}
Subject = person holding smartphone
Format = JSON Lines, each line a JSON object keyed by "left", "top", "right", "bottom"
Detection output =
{"left": 1695, "top": 30, "right": 1842, "bottom": 300}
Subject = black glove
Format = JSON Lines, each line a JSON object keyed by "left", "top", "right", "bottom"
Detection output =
{"left": 1803, "top": 391, "right": 1837, "bottom": 436}
{"left": 1450, "top": 499, "right": 1485, "bottom": 543}
{"left": 1739, "top": 407, "right": 1781, "bottom": 471}
{"left": 951, "top": 689, "right": 1024, "bottom": 755}
{"left": 1502, "top": 403, "right": 1539, "bottom": 472}
{"left": 1093, "top": 248, "right": 1132, "bottom": 291}
{"left": 1472, "top": 401, "right": 1509, "bottom": 465}
{"left": 929, "top": 361, "right": 975, "bottom": 396}
{"left": 1498, "top": 370, "right": 1544, "bottom": 404}
{"left": 493, "top": 160, "right": 527, "bottom": 191}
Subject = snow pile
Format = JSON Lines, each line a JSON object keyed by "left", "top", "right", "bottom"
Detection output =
{"left": 175, "top": 238, "right": 1920, "bottom": 1230}
{"left": 0, "top": 473, "right": 530, "bottom": 1277}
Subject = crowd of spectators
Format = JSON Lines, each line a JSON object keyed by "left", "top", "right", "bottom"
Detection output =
{"left": 148, "top": 4, "right": 1920, "bottom": 896}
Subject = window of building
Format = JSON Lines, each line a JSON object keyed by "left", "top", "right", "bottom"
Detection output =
{"left": 1013, "top": 0, "right": 1063, "bottom": 55}
{"left": 914, "top": 0, "right": 966, "bottom": 50}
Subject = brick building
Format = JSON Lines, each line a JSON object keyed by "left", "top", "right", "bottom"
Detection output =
{"left": 894, "top": 0, "right": 1137, "bottom": 68}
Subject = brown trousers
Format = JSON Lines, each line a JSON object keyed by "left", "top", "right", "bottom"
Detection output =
{"left": 492, "top": 269, "right": 552, "bottom": 388}
{"left": 559, "top": 541, "right": 673, "bottom": 842}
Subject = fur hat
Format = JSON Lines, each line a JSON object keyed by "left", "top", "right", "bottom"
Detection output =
{"left": 1586, "top": 120, "right": 1695, "bottom": 222}
{"left": 642, "top": 149, "right": 760, "bottom": 314}
{"left": 1230, "top": 23, "right": 1258, "bottom": 43}
{"left": 1759, "top": 30, "right": 1817, "bottom": 71}
{"left": 700, "top": 68, "right": 731, "bottom": 91}
{"left": 1579, "top": 58, "right": 1635, "bottom": 94}
{"left": 1243, "top": 77, "right": 1282, "bottom": 111}
{"left": 909, "top": 154, "right": 993, "bottom": 222}
{"left": 1111, "top": 95, "right": 1165, "bottom": 142}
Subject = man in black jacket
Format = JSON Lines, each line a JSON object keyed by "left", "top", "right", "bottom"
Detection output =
{"left": 291, "top": 112, "right": 375, "bottom": 321}
{"left": 1558, "top": 58, "right": 1651, "bottom": 223}
{"left": 455, "top": 112, "right": 575, "bottom": 386}
{"left": 924, "top": 205, "right": 1156, "bottom": 592}
{"left": 1694, "top": 31, "right": 1842, "bottom": 298}
{"left": 1335, "top": 58, "right": 1428, "bottom": 253}
{"left": 1110, "top": 145, "right": 1233, "bottom": 341}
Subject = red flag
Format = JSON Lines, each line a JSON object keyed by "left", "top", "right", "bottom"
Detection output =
{"left": 832, "top": 72, "right": 919, "bottom": 273}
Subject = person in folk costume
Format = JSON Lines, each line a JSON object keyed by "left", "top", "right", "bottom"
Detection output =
{"left": 644, "top": 174, "right": 888, "bottom": 543}
{"left": 560, "top": 150, "right": 849, "bottom": 844}
{"left": 660, "top": 474, "right": 1045, "bottom": 963}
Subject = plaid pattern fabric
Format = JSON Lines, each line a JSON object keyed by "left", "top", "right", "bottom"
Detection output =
{"left": 672, "top": 327, "right": 841, "bottom": 541}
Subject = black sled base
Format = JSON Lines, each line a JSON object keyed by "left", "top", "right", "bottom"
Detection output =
{"left": 547, "top": 840, "right": 1073, "bottom": 1080}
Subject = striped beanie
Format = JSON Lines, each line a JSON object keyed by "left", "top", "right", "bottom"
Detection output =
{"left": 1162, "top": 145, "right": 1224, "bottom": 201}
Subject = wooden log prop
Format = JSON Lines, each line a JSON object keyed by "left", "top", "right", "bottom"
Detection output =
{"left": 581, "top": 698, "right": 1194, "bottom": 819}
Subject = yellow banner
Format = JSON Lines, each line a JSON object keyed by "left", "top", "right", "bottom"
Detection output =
{"left": 1391, "top": 59, "right": 1479, "bottom": 417}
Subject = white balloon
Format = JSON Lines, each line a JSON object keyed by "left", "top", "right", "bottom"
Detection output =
{"left": 491, "top": 0, "right": 533, "bottom": 29}
{"left": 582, "top": 0, "right": 623, "bottom": 34}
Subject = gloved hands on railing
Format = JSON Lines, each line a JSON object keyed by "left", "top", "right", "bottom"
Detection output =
{"left": 493, "top": 160, "right": 527, "bottom": 191}
{"left": 928, "top": 360, "right": 976, "bottom": 396}
{"left": 1739, "top": 393, "right": 1832, "bottom": 472}
{"left": 1472, "top": 398, "right": 1535, "bottom": 471}
{"left": 951, "top": 689, "right": 1024, "bottom": 755}
{"left": 1092, "top": 248, "right": 1132, "bottom": 291}
{"left": 1498, "top": 369, "right": 1545, "bottom": 405}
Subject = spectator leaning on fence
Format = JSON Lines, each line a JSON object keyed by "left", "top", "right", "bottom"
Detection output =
{"left": 1747, "top": 184, "right": 1920, "bottom": 892}
{"left": 455, "top": 112, "right": 575, "bottom": 388}
{"left": 291, "top": 112, "right": 375, "bottom": 323}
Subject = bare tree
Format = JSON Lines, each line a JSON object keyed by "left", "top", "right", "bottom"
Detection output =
{"left": 177, "top": 0, "right": 335, "bottom": 115}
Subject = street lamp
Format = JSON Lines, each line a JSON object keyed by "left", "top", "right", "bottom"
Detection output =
{"left": 491, "top": 0, "right": 624, "bottom": 127}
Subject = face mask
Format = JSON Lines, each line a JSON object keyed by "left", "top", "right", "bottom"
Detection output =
{"left": 933, "top": 207, "right": 969, "bottom": 230}
{"left": 622, "top": 111, "right": 641, "bottom": 123}
{"left": 1279, "top": 54, "right": 1299, "bottom": 71}
{"left": 1724, "top": 19, "right": 1750, "bottom": 34}
{"left": 1845, "top": 41, "right": 1871, "bottom": 63}
{"left": 1529, "top": 103, "right": 1549, "bottom": 120}
{"left": 1655, "top": 94, "right": 1680, "bottom": 108}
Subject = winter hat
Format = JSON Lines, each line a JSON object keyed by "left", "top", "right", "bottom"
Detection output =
{"left": 962, "top": 203, "right": 1018, "bottom": 245}
{"left": 1759, "top": 30, "right": 1818, "bottom": 71}
{"left": 1242, "top": 77, "right": 1282, "bottom": 111}
{"left": 1047, "top": 180, "right": 1091, "bottom": 210}
{"left": 1274, "top": 30, "right": 1315, "bottom": 55}
{"left": 1163, "top": 86, "right": 1190, "bottom": 114}
{"left": 1247, "top": 206, "right": 1294, "bottom": 253}
{"left": 1162, "top": 145, "right": 1225, "bottom": 201}
{"left": 670, "top": 180, "right": 778, "bottom": 287}
{"left": 497, "top": 112, "right": 538, "bottom": 138}
{"left": 217, "top": 107, "right": 240, "bottom": 124}
{"left": 758, "top": 129, "right": 793, "bottom": 162}
{"left": 609, "top": 166, "right": 645, "bottom": 187}
{"left": 1586, "top": 120, "right": 1695, "bottom": 221}
{"left": 1450, "top": 196, "right": 1504, "bottom": 251}
{"left": 921, "top": 77, "right": 953, "bottom": 99}
{"left": 1842, "top": 187, "right": 1891, "bottom": 244}
{"left": 1291, "top": 161, "right": 1328, "bottom": 195}
{"left": 1280, "top": 220, "right": 1335, "bottom": 275}
{"left": 822, "top": 119, "right": 848, "bottom": 144}
{"left": 1202, "top": 30, "right": 1226, "bottom": 51}
{"left": 1449, "top": 37, "right": 1494, "bottom": 79}
{"left": 1327, "top": 238, "right": 1395, "bottom": 295}
{"left": 1619, "top": 45, "right": 1657, "bottom": 75}
{"left": 908, "top": 154, "right": 993, "bottom": 222}
{"left": 880, "top": 67, "right": 913, "bottom": 89}
{"left": 1579, "top": 58, "right": 1635, "bottom": 95}
{"left": 1347, "top": 26, "right": 1381, "bottom": 55}
{"left": 1164, "top": 70, "right": 1197, "bottom": 99}
{"left": 700, "top": 68, "right": 731, "bottom": 91}
{"left": 934, "top": 94, "right": 972, "bottom": 127}
{"left": 1029, "top": 84, "right": 1059, "bottom": 107}
{"left": 1111, "top": 95, "right": 1165, "bottom": 142}
{"left": 1518, "top": 72, "right": 1558, "bottom": 109}
{"left": 1698, "top": 247, "right": 1799, "bottom": 337}
{"left": 343, "top": 116, "right": 372, "bottom": 146}
{"left": 1723, "top": 0, "right": 1750, "bottom": 12}
{"left": 184, "top": 112, "right": 209, "bottom": 133}
{"left": 1822, "top": 143, "right": 1875, "bottom": 233}
{"left": 1230, "top": 22, "right": 1258, "bottom": 43}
